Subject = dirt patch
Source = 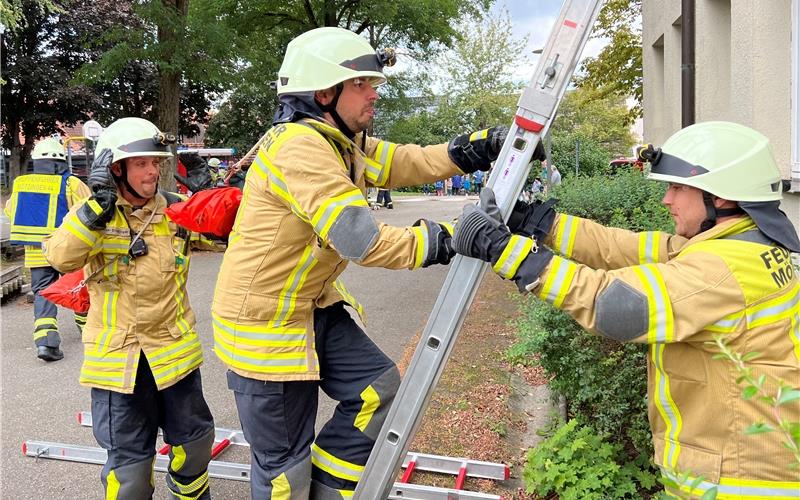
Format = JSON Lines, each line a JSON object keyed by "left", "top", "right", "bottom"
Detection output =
{"left": 397, "top": 273, "right": 551, "bottom": 499}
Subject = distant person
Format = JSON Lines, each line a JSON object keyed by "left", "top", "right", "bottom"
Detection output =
{"left": 376, "top": 187, "right": 393, "bottom": 209}
{"left": 462, "top": 174, "right": 471, "bottom": 194}
{"left": 5, "top": 137, "right": 91, "bottom": 361}
{"left": 445, "top": 176, "right": 453, "bottom": 196}
{"left": 473, "top": 169, "right": 484, "bottom": 193}
{"left": 452, "top": 174, "right": 462, "bottom": 195}
{"left": 532, "top": 177, "right": 543, "bottom": 194}
{"left": 435, "top": 179, "right": 444, "bottom": 196}
{"left": 550, "top": 165, "right": 562, "bottom": 186}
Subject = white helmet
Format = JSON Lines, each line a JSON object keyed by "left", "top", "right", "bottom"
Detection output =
{"left": 95, "top": 117, "right": 175, "bottom": 164}
{"left": 32, "top": 137, "right": 66, "bottom": 161}
{"left": 276, "top": 27, "right": 394, "bottom": 95}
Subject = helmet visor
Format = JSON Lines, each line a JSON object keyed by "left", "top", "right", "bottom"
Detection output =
{"left": 650, "top": 151, "right": 709, "bottom": 178}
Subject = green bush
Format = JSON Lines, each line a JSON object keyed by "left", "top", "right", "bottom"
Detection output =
{"left": 524, "top": 419, "right": 657, "bottom": 499}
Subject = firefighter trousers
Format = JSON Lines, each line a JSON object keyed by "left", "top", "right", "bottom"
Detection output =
{"left": 228, "top": 302, "right": 401, "bottom": 500}
{"left": 91, "top": 355, "right": 215, "bottom": 500}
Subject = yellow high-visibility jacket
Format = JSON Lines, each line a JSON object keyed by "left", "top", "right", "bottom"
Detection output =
{"left": 531, "top": 214, "right": 800, "bottom": 498}
{"left": 43, "top": 192, "right": 203, "bottom": 394}
{"left": 4, "top": 174, "right": 90, "bottom": 268}
{"left": 212, "top": 118, "right": 462, "bottom": 382}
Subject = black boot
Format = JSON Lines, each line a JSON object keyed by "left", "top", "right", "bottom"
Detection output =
{"left": 37, "top": 345, "right": 64, "bottom": 362}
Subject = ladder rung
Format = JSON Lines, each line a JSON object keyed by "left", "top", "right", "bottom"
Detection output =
{"left": 402, "top": 453, "right": 508, "bottom": 480}
{"left": 389, "top": 482, "right": 501, "bottom": 500}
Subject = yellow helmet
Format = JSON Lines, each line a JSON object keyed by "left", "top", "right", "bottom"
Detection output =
{"left": 277, "top": 27, "right": 393, "bottom": 95}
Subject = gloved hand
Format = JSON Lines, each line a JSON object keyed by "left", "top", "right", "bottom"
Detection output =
{"left": 175, "top": 153, "right": 214, "bottom": 193}
{"left": 87, "top": 148, "right": 117, "bottom": 195}
{"left": 412, "top": 219, "right": 455, "bottom": 267}
{"left": 507, "top": 198, "right": 558, "bottom": 241}
{"left": 447, "top": 126, "right": 507, "bottom": 173}
{"left": 77, "top": 148, "right": 118, "bottom": 230}
{"left": 453, "top": 190, "right": 553, "bottom": 293}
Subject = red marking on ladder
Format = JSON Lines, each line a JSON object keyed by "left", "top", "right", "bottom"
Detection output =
{"left": 515, "top": 115, "right": 545, "bottom": 133}
{"left": 504, "top": 465, "right": 510, "bottom": 479}
{"left": 158, "top": 444, "right": 171, "bottom": 455}
{"left": 564, "top": 19, "right": 578, "bottom": 28}
{"left": 77, "top": 412, "right": 82, "bottom": 425}
{"left": 454, "top": 463, "right": 467, "bottom": 489}
{"left": 211, "top": 438, "right": 231, "bottom": 459}
{"left": 21, "top": 442, "right": 27, "bottom": 455}
{"left": 399, "top": 459, "right": 416, "bottom": 483}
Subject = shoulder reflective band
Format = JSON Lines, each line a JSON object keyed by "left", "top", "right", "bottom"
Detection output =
{"left": 650, "top": 152, "right": 709, "bottom": 178}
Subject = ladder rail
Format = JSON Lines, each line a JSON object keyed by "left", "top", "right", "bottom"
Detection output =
{"left": 355, "top": 1, "right": 605, "bottom": 497}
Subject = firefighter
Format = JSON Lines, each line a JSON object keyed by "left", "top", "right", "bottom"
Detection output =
{"left": 453, "top": 121, "right": 800, "bottom": 497}
{"left": 4, "top": 137, "right": 91, "bottom": 361}
{"left": 211, "top": 27, "right": 521, "bottom": 499}
{"left": 43, "top": 117, "right": 216, "bottom": 500}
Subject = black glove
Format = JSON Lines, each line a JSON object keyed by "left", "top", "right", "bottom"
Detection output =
{"left": 76, "top": 190, "right": 117, "bottom": 230}
{"left": 88, "top": 148, "right": 117, "bottom": 195}
{"left": 453, "top": 194, "right": 553, "bottom": 293}
{"left": 447, "top": 125, "right": 507, "bottom": 173}
{"left": 507, "top": 198, "right": 558, "bottom": 240}
{"left": 175, "top": 153, "right": 214, "bottom": 192}
{"left": 412, "top": 219, "right": 455, "bottom": 267}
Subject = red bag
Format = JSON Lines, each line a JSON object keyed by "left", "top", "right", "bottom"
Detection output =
{"left": 164, "top": 187, "right": 242, "bottom": 237}
{"left": 40, "top": 269, "right": 90, "bottom": 313}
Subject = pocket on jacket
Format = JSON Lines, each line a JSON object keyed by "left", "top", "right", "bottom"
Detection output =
{"left": 242, "top": 291, "right": 281, "bottom": 321}
{"left": 653, "top": 435, "right": 721, "bottom": 484}
{"left": 82, "top": 325, "right": 127, "bottom": 350}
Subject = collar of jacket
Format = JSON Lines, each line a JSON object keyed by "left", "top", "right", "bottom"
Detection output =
{"left": 688, "top": 216, "right": 756, "bottom": 244}
{"left": 299, "top": 118, "right": 358, "bottom": 153}
{"left": 115, "top": 191, "right": 167, "bottom": 223}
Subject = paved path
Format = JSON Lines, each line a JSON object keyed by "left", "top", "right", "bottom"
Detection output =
{"left": 0, "top": 195, "right": 475, "bottom": 499}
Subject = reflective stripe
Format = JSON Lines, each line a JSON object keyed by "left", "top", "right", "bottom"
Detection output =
{"left": 213, "top": 316, "right": 307, "bottom": 347}
{"left": 747, "top": 284, "right": 800, "bottom": 359}
{"left": 95, "top": 290, "right": 120, "bottom": 354}
{"left": 706, "top": 311, "right": 744, "bottom": 334}
{"left": 253, "top": 150, "right": 310, "bottom": 222}
{"left": 34, "top": 317, "right": 58, "bottom": 328}
{"left": 171, "top": 444, "right": 187, "bottom": 472}
{"left": 64, "top": 217, "right": 98, "bottom": 247}
{"left": 469, "top": 129, "right": 489, "bottom": 141}
{"left": 24, "top": 247, "right": 49, "bottom": 268}
{"left": 664, "top": 470, "right": 800, "bottom": 499}
{"left": 365, "top": 141, "right": 396, "bottom": 187}
{"left": 632, "top": 264, "right": 682, "bottom": 468}
{"left": 172, "top": 256, "right": 192, "bottom": 334}
{"left": 411, "top": 226, "right": 427, "bottom": 269}
{"left": 354, "top": 385, "right": 380, "bottom": 433}
{"left": 492, "top": 235, "right": 533, "bottom": 279}
{"left": 106, "top": 469, "right": 121, "bottom": 500}
{"left": 536, "top": 256, "right": 577, "bottom": 308}
{"left": 312, "top": 190, "right": 368, "bottom": 240}
{"left": 9, "top": 174, "right": 69, "bottom": 245}
{"left": 332, "top": 280, "right": 365, "bottom": 323}
{"left": 271, "top": 246, "right": 317, "bottom": 326}
{"left": 554, "top": 215, "right": 578, "bottom": 257}
{"left": 310, "top": 444, "right": 364, "bottom": 482}
{"left": 638, "top": 231, "right": 662, "bottom": 264}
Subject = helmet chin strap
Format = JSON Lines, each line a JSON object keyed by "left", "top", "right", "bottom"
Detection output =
{"left": 315, "top": 83, "right": 356, "bottom": 139}
{"left": 700, "top": 191, "right": 744, "bottom": 233}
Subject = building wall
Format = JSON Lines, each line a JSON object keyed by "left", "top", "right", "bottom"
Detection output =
{"left": 642, "top": 0, "right": 799, "bottom": 235}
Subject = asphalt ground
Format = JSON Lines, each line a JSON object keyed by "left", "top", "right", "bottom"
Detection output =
{"left": 0, "top": 194, "right": 477, "bottom": 499}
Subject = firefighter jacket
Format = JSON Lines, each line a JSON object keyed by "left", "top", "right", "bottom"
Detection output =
{"left": 4, "top": 173, "right": 90, "bottom": 268}
{"left": 523, "top": 214, "right": 799, "bottom": 498}
{"left": 42, "top": 191, "right": 203, "bottom": 394}
{"left": 212, "top": 118, "right": 463, "bottom": 382}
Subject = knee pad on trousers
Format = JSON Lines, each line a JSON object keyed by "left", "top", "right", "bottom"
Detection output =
{"left": 102, "top": 457, "right": 155, "bottom": 500}
{"left": 166, "top": 428, "right": 214, "bottom": 499}
{"left": 266, "top": 456, "right": 311, "bottom": 500}
{"left": 310, "top": 478, "right": 354, "bottom": 500}
{"left": 355, "top": 365, "right": 400, "bottom": 440}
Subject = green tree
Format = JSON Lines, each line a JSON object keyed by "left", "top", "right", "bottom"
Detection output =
{"left": 1, "top": 0, "right": 101, "bottom": 179}
{"left": 384, "top": 8, "right": 527, "bottom": 145}
{"left": 202, "top": 0, "right": 491, "bottom": 151}
{"left": 576, "top": 0, "right": 642, "bottom": 122}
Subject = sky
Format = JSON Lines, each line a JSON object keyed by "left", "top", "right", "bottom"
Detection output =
{"left": 492, "top": 0, "right": 609, "bottom": 83}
